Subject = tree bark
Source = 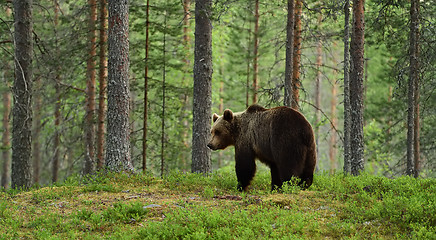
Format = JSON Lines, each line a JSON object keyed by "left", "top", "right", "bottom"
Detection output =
{"left": 349, "top": 0, "right": 365, "bottom": 176}
{"left": 343, "top": 0, "right": 351, "bottom": 174}
{"left": 191, "top": 0, "right": 212, "bottom": 173}
{"left": 96, "top": 0, "right": 108, "bottom": 170}
{"left": 32, "top": 77, "right": 41, "bottom": 184}
{"left": 180, "top": 0, "right": 191, "bottom": 171}
{"left": 53, "top": 82, "right": 61, "bottom": 182}
{"left": 52, "top": 0, "right": 61, "bottom": 183}
{"left": 314, "top": 21, "right": 322, "bottom": 162}
{"left": 142, "top": 0, "right": 150, "bottom": 172}
{"left": 407, "top": 0, "right": 420, "bottom": 177}
{"left": 161, "top": 11, "right": 167, "bottom": 177}
{"left": 2, "top": 5, "right": 12, "bottom": 189}
{"left": 12, "top": 0, "right": 33, "bottom": 189}
{"left": 245, "top": 16, "right": 251, "bottom": 108}
{"left": 105, "top": 0, "right": 133, "bottom": 172}
{"left": 291, "top": 0, "right": 302, "bottom": 111}
{"left": 284, "top": 0, "right": 294, "bottom": 107}
{"left": 84, "top": 0, "right": 97, "bottom": 175}
{"left": 252, "top": 0, "right": 259, "bottom": 104}
{"left": 2, "top": 90, "right": 11, "bottom": 189}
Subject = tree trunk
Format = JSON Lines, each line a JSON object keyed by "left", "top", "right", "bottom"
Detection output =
{"left": 53, "top": 81, "right": 61, "bottom": 182}
{"left": 180, "top": 0, "right": 191, "bottom": 171}
{"left": 349, "top": 0, "right": 365, "bottom": 176}
{"left": 291, "top": 0, "right": 302, "bottom": 111}
{"left": 283, "top": 0, "right": 294, "bottom": 107}
{"left": 245, "top": 16, "right": 251, "bottom": 108}
{"left": 142, "top": 0, "right": 150, "bottom": 172}
{"left": 252, "top": 0, "right": 259, "bottom": 104}
{"left": 191, "top": 0, "right": 212, "bottom": 173}
{"left": 161, "top": 11, "right": 167, "bottom": 177}
{"left": 52, "top": 0, "right": 61, "bottom": 183}
{"left": 12, "top": 0, "right": 33, "bottom": 189}
{"left": 105, "top": 0, "right": 133, "bottom": 172}
{"left": 314, "top": 15, "right": 322, "bottom": 158}
{"left": 343, "top": 0, "right": 351, "bottom": 174}
{"left": 2, "top": 5, "right": 12, "bottom": 189}
{"left": 407, "top": 0, "right": 420, "bottom": 177}
{"left": 2, "top": 90, "right": 11, "bottom": 189}
{"left": 32, "top": 77, "right": 41, "bottom": 184}
{"left": 84, "top": 0, "right": 97, "bottom": 175}
{"left": 96, "top": 0, "right": 108, "bottom": 170}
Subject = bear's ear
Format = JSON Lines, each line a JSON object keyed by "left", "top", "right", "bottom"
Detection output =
{"left": 223, "top": 109, "right": 233, "bottom": 122}
{"left": 213, "top": 113, "right": 219, "bottom": 122}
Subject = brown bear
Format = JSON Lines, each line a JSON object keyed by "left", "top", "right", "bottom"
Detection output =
{"left": 207, "top": 104, "right": 317, "bottom": 191}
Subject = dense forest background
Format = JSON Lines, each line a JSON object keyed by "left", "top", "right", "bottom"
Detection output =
{"left": 0, "top": 0, "right": 435, "bottom": 187}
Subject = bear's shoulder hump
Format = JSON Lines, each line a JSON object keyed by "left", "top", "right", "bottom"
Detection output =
{"left": 246, "top": 104, "right": 266, "bottom": 113}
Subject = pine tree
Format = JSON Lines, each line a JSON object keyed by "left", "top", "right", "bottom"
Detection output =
{"left": 96, "top": 0, "right": 108, "bottom": 170}
{"left": 284, "top": 0, "right": 294, "bottom": 107}
{"left": 407, "top": 0, "right": 420, "bottom": 177}
{"left": 105, "top": 0, "right": 134, "bottom": 172}
{"left": 349, "top": 0, "right": 365, "bottom": 175}
{"left": 191, "top": 0, "right": 213, "bottom": 173}
{"left": 11, "top": 0, "right": 33, "bottom": 189}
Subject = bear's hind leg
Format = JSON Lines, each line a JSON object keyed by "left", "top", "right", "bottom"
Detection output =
{"left": 298, "top": 171, "right": 313, "bottom": 189}
{"left": 270, "top": 164, "right": 282, "bottom": 191}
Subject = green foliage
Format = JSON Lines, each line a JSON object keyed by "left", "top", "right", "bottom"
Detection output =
{"left": 0, "top": 170, "right": 434, "bottom": 239}
{"left": 102, "top": 202, "right": 149, "bottom": 224}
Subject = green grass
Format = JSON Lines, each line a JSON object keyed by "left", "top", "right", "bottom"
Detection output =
{"left": 0, "top": 166, "right": 434, "bottom": 239}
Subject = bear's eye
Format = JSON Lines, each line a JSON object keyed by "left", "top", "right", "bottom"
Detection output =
{"left": 214, "top": 130, "right": 220, "bottom": 136}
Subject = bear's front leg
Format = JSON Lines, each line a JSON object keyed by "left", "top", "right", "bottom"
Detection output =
{"left": 235, "top": 150, "right": 256, "bottom": 191}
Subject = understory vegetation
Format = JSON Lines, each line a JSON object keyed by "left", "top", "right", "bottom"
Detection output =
{"left": 0, "top": 166, "right": 434, "bottom": 239}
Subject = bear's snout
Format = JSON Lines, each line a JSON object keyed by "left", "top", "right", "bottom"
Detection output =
{"left": 207, "top": 142, "right": 218, "bottom": 151}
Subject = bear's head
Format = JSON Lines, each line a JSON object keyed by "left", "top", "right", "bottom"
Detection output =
{"left": 207, "top": 109, "right": 234, "bottom": 151}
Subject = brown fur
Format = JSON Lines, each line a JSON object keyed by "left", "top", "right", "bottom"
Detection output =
{"left": 208, "top": 104, "right": 317, "bottom": 191}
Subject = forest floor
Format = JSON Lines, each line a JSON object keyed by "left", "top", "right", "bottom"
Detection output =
{"left": 0, "top": 166, "right": 434, "bottom": 239}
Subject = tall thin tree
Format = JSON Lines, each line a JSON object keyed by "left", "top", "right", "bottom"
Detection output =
{"left": 252, "top": 0, "right": 260, "bottom": 104}
{"left": 84, "top": 0, "right": 97, "bottom": 175}
{"left": 2, "top": 85, "right": 11, "bottom": 189}
{"left": 349, "top": 0, "right": 365, "bottom": 175}
{"left": 96, "top": 0, "right": 108, "bottom": 170}
{"left": 245, "top": 7, "right": 252, "bottom": 108}
{"left": 142, "top": 0, "right": 150, "bottom": 172}
{"left": 314, "top": 14, "right": 322, "bottom": 158}
{"left": 191, "top": 0, "right": 213, "bottom": 173}
{"left": 343, "top": 0, "right": 351, "bottom": 174}
{"left": 33, "top": 76, "right": 41, "bottom": 184}
{"left": 291, "top": 0, "right": 302, "bottom": 110}
{"left": 180, "top": 0, "right": 191, "bottom": 171}
{"left": 52, "top": 0, "right": 61, "bottom": 183}
{"left": 105, "top": 0, "right": 134, "bottom": 172}
{"left": 407, "top": 0, "right": 420, "bottom": 177}
{"left": 11, "top": 0, "right": 33, "bottom": 189}
{"left": 161, "top": 11, "right": 167, "bottom": 178}
{"left": 284, "top": 0, "right": 295, "bottom": 107}
{"left": 2, "top": 5, "right": 12, "bottom": 189}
